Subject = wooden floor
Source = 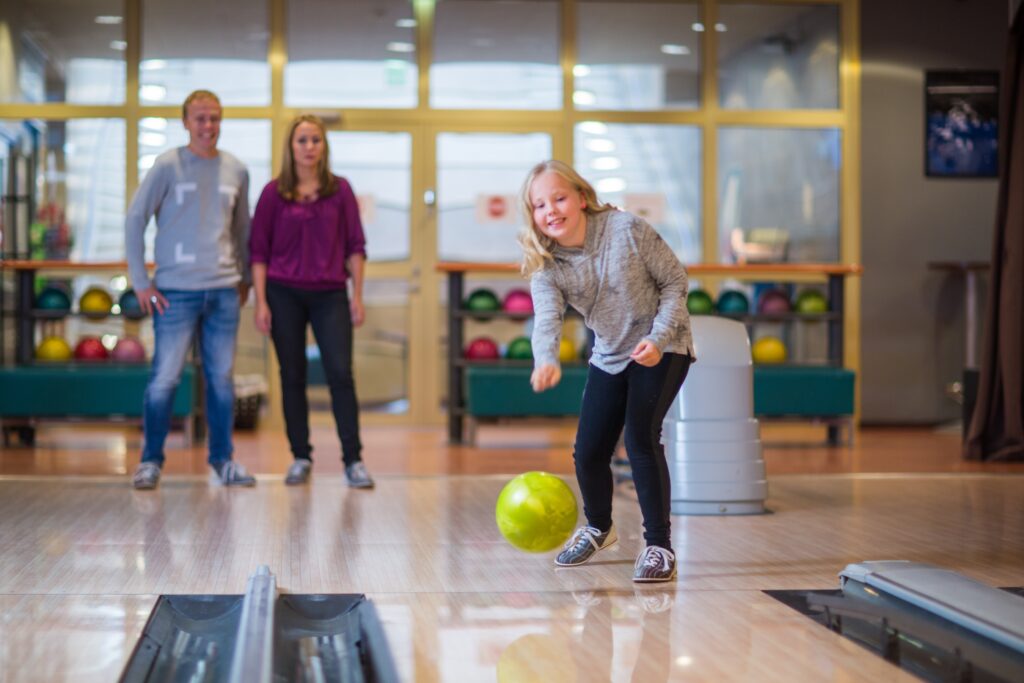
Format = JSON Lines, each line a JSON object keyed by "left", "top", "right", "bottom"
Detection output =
{"left": 1, "top": 420, "right": 1023, "bottom": 681}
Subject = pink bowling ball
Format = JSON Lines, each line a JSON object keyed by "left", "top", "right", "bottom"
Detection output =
{"left": 503, "top": 288, "right": 534, "bottom": 317}
{"left": 112, "top": 336, "right": 147, "bottom": 362}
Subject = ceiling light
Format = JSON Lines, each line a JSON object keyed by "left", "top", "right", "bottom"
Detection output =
{"left": 140, "top": 117, "right": 167, "bottom": 131}
{"left": 595, "top": 177, "right": 626, "bottom": 193}
{"left": 140, "top": 84, "right": 167, "bottom": 101}
{"left": 395, "top": 18, "right": 417, "bottom": 28}
{"left": 140, "top": 60, "right": 166, "bottom": 71}
{"left": 109, "top": 40, "right": 127, "bottom": 51}
{"left": 573, "top": 64, "right": 591, "bottom": 77}
{"left": 577, "top": 121, "right": 608, "bottom": 135}
{"left": 691, "top": 22, "right": 705, "bottom": 32}
{"left": 386, "top": 41, "right": 415, "bottom": 53}
{"left": 590, "top": 156, "right": 621, "bottom": 171}
{"left": 660, "top": 44, "right": 690, "bottom": 56}
{"left": 573, "top": 90, "right": 596, "bottom": 106}
{"left": 585, "top": 138, "right": 615, "bottom": 153}
{"left": 140, "top": 132, "right": 166, "bottom": 147}
{"left": 715, "top": 22, "right": 728, "bottom": 32}
{"left": 95, "top": 15, "right": 122, "bottom": 25}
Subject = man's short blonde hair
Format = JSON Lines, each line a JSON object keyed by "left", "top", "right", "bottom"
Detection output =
{"left": 182, "top": 90, "right": 221, "bottom": 120}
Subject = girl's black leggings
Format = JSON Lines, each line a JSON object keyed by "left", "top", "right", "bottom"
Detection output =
{"left": 573, "top": 352, "right": 691, "bottom": 549}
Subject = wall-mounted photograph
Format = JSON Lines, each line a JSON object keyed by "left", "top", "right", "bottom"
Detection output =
{"left": 925, "top": 70, "right": 999, "bottom": 178}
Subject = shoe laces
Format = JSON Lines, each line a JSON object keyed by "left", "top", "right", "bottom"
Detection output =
{"left": 221, "top": 461, "right": 247, "bottom": 481}
{"left": 564, "top": 526, "right": 601, "bottom": 551}
{"left": 637, "top": 546, "right": 673, "bottom": 571}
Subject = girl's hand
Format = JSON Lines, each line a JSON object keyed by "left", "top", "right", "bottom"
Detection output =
{"left": 630, "top": 340, "right": 662, "bottom": 367}
{"left": 531, "top": 364, "right": 562, "bottom": 392}
{"left": 254, "top": 302, "right": 271, "bottom": 335}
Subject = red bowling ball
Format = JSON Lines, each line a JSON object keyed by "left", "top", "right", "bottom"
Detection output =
{"left": 464, "top": 336, "right": 500, "bottom": 360}
{"left": 503, "top": 288, "right": 534, "bottom": 317}
{"left": 73, "top": 336, "right": 109, "bottom": 362}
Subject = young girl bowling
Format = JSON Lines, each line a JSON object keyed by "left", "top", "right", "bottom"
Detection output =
{"left": 518, "top": 160, "right": 695, "bottom": 582}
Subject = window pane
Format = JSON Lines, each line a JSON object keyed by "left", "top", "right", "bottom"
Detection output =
{"left": 141, "top": 0, "right": 269, "bottom": 106}
{"left": 576, "top": 1, "right": 700, "bottom": 111}
{"left": 437, "top": 132, "right": 551, "bottom": 262}
{"left": 717, "top": 4, "right": 839, "bottom": 110}
{"left": 575, "top": 122, "right": 701, "bottom": 263}
{"left": 328, "top": 132, "right": 412, "bottom": 263}
{"left": 137, "top": 119, "right": 271, "bottom": 210}
{"left": 718, "top": 127, "right": 841, "bottom": 263}
{"left": 0, "top": 0, "right": 125, "bottom": 104}
{"left": 285, "top": 0, "right": 417, "bottom": 108}
{"left": 0, "top": 119, "right": 126, "bottom": 261}
{"left": 430, "top": 0, "right": 560, "bottom": 109}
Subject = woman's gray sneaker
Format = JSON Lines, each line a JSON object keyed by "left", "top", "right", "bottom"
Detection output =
{"left": 554, "top": 525, "right": 618, "bottom": 566}
{"left": 284, "top": 459, "right": 312, "bottom": 485}
{"left": 345, "top": 461, "right": 375, "bottom": 489}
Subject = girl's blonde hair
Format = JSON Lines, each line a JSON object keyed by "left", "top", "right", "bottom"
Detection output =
{"left": 517, "top": 160, "right": 611, "bottom": 277}
{"left": 277, "top": 114, "right": 339, "bottom": 201}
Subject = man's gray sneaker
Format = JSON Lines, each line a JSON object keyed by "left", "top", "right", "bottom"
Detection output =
{"left": 554, "top": 525, "right": 618, "bottom": 566}
{"left": 633, "top": 545, "right": 676, "bottom": 583}
{"left": 345, "top": 461, "right": 375, "bottom": 489}
{"left": 132, "top": 462, "right": 161, "bottom": 490}
{"left": 213, "top": 461, "right": 256, "bottom": 487}
{"left": 284, "top": 459, "right": 312, "bottom": 485}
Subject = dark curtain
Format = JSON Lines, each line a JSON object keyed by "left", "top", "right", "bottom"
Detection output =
{"left": 965, "top": 11, "right": 1024, "bottom": 461}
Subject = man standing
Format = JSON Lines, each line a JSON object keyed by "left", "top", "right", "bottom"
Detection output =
{"left": 126, "top": 89, "right": 255, "bottom": 489}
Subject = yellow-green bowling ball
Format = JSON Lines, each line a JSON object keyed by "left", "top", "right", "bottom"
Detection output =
{"left": 496, "top": 472, "right": 578, "bottom": 553}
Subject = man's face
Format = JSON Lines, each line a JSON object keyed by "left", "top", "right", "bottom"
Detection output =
{"left": 183, "top": 98, "right": 222, "bottom": 157}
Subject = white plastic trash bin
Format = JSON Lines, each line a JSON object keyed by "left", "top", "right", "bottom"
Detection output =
{"left": 663, "top": 316, "right": 767, "bottom": 515}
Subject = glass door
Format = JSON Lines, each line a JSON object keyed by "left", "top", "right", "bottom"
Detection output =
{"left": 325, "top": 127, "right": 426, "bottom": 423}
{"left": 430, "top": 129, "right": 556, "bottom": 418}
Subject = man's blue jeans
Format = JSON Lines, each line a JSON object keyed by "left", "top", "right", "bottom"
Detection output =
{"left": 141, "top": 288, "right": 240, "bottom": 466}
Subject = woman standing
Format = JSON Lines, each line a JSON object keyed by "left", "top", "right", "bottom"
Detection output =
{"left": 249, "top": 114, "right": 373, "bottom": 488}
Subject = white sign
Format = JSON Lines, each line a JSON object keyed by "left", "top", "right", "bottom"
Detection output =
{"left": 474, "top": 194, "right": 518, "bottom": 225}
{"left": 624, "top": 192, "right": 667, "bottom": 224}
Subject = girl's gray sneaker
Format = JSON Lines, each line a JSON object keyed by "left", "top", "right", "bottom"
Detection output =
{"left": 633, "top": 546, "right": 677, "bottom": 583}
{"left": 554, "top": 525, "right": 618, "bottom": 566}
{"left": 284, "top": 459, "right": 312, "bottom": 485}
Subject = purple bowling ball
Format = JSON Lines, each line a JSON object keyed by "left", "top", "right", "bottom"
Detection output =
{"left": 112, "top": 336, "right": 147, "bottom": 362}
{"left": 757, "top": 289, "right": 792, "bottom": 315}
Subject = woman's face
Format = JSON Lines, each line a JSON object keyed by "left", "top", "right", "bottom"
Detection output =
{"left": 291, "top": 121, "right": 325, "bottom": 172}
{"left": 529, "top": 171, "right": 587, "bottom": 248}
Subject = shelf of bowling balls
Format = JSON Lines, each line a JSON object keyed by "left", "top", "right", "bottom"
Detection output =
{"left": 704, "top": 311, "right": 841, "bottom": 323}
{"left": 27, "top": 310, "right": 147, "bottom": 320}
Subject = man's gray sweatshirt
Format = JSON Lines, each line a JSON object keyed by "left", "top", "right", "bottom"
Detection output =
{"left": 530, "top": 209, "right": 695, "bottom": 374}
{"left": 125, "top": 147, "right": 250, "bottom": 291}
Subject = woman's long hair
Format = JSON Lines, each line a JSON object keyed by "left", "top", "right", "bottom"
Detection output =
{"left": 277, "top": 114, "right": 338, "bottom": 201}
{"left": 517, "top": 160, "right": 611, "bottom": 277}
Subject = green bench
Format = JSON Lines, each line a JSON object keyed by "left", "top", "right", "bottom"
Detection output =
{"left": 464, "top": 364, "right": 855, "bottom": 444}
{"left": 0, "top": 365, "right": 195, "bottom": 446}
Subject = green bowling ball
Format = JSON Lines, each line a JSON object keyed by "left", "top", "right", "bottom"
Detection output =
{"left": 495, "top": 472, "right": 578, "bottom": 553}
{"left": 687, "top": 289, "right": 714, "bottom": 315}
{"left": 795, "top": 289, "right": 828, "bottom": 314}
{"left": 506, "top": 336, "right": 533, "bottom": 360}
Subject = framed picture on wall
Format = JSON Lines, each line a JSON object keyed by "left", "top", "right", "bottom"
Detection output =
{"left": 925, "top": 70, "right": 999, "bottom": 178}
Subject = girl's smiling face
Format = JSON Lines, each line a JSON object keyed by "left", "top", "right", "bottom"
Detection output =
{"left": 530, "top": 171, "right": 587, "bottom": 248}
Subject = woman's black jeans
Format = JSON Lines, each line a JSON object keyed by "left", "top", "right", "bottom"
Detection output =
{"left": 573, "top": 352, "right": 691, "bottom": 549}
{"left": 266, "top": 281, "right": 362, "bottom": 465}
